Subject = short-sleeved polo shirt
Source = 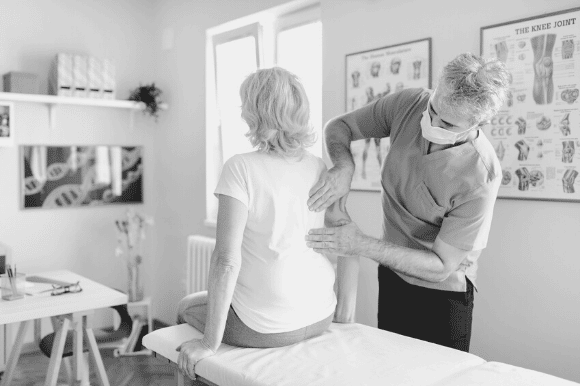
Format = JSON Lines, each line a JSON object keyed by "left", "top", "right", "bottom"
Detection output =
{"left": 342, "top": 88, "right": 501, "bottom": 291}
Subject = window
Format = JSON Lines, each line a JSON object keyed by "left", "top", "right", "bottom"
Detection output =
{"left": 214, "top": 24, "right": 261, "bottom": 165}
{"left": 276, "top": 12, "right": 322, "bottom": 158}
{"left": 206, "top": 3, "right": 322, "bottom": 225}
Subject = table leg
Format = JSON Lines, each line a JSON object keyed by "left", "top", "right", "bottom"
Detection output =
{"left": 83, "top": 313, "right": 110, "bottom": 386}
{"left": 72, "top": 313, "right": 84, "bottom": 383}
{"left": 148, "top": 302, "right": 153, "bottom": 336}
{"left": 50, "top": 316, "right": 74, "bottom": 384}
{"left": 34, "top": 319, "right": 42, "bottom": 344}
{"left": 81, "top": 353, "right": 91, "bottom": 386}
{"left": 0, "top": 320, "right": 31, "bottom": 386}
{"left": 176, "top": 369, "right": 187, "bottom": 386}
{"left": 44, "top": 316, "right": 71, "bottom": 386}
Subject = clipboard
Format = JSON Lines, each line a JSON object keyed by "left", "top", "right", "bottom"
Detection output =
{"left": 26, "top": 275, "right": 77, "bottom": 288}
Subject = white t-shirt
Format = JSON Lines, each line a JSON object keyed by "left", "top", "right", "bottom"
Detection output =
{"left": 214, "top": 151, "right": 337, "bottom": 334}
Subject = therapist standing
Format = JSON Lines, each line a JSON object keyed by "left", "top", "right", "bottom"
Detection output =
{"left": 306, "top": 53, "right": 511, "bottom": 352}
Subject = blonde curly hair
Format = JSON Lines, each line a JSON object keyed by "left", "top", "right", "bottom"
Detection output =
{"left": 240, "top": 67, "right": 315, "bottom": 157}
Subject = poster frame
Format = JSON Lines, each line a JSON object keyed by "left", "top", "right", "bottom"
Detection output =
{"left": 19, "top": 144, "right": 144, "bottom": 210}
{"left": 480, "top": 6, "right": 580, "bottom": 202}
{"left": 0, "top": 102, "right": 15, "bottom": 147}
{"left": 345, "top": 37, "right": 432, "bottom": 191}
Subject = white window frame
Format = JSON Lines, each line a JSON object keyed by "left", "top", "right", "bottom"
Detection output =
{"left": 274, "top": 5, "right": 321, "bottom": 62}
{"left": 212, "top": 22, "right": 263, "bottom": 168}
{"left": 205, "top": 1, "right": 321, "bottom": 227}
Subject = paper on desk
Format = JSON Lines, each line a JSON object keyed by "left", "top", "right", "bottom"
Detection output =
{"left": 24, "top": 282, "right": 55, "bottom": 296}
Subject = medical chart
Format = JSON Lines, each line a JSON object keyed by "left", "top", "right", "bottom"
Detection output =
{"left": 345, "top": 38, "right": 431, "bottom": 191}
{"left": 481, "top": 8, "right": 580, "bottom": 201}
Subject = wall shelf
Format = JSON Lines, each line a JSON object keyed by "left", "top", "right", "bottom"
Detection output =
{"left": 0, "top": 92, "right": 168, "bottom": 129}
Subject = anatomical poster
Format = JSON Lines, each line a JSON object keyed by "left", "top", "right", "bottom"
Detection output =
{"left": 481, "top": 7, "right": 580, "bottom": 201}
{"left": 345, "top": 38, "right": 431, "bottom": 191}
{"left": 21, "top": 145, "right": 143, "bottom": 209}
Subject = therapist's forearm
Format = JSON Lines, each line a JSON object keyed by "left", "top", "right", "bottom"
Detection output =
{"left": 357, "top": 235, "right": 449, "bottom": 283}
{"left": 325, "top": 119, "right": 356, "bottom": 172}
{"left": 334, "top": 255, "right": 360, "bottom": 323}
{"left": 202, "top": 252, "right": 241, "bottom": 352}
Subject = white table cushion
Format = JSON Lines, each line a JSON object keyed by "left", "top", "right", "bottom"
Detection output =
{"left": 143, "top": 322, "right": 486, "bottom": 386}
{"left": 429, "top": 361, "right": 578, "bottom": 386}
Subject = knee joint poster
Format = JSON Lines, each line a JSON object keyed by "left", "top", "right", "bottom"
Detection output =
{"left": 345, "top": 38, "right": 432, "bottom": 191}
{"left": 481, "top": 7, "right": 580, "bottom": 201}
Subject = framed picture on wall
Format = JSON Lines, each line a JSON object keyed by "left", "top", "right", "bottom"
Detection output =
{"left": 481, "top": 7, "right": 580, "bottom": 202}
{"left": 20, "top": 145, "right": 144, "bottom": 209}
{"left": 0, "top": 102, "right": 15, "bottom": 147}
{"left": 345, "top": 38, "right": 432, "bottom": 191}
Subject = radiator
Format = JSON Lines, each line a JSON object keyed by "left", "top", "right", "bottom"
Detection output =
{"left": 186, "top": 235, "right": 215, "bottom": 294}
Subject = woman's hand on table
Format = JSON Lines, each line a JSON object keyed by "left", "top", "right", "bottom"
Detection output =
{"left": 176, "top": 338, "right": 216, "bottom": 380}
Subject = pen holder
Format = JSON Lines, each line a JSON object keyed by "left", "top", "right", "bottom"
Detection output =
{"left": 1, "top": 273, "right": 25, "bottom": 300}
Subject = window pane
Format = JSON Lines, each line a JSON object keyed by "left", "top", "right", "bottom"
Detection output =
{"left": 277, "top": 22, "right": 322, "bottom": 157}
{"left": 215, "top": 36, "right": 258, "bottom": 163}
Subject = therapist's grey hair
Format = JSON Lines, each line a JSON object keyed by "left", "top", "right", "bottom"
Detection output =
{"left": 437, "top": 53, "right": 512, "bottom": 125}
{"left": 240, "top": 67, "right": 315, "bottom": 157}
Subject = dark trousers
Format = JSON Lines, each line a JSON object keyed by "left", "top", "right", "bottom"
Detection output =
{"left": 377, "top": 265, "right": 474, "bottom": 352}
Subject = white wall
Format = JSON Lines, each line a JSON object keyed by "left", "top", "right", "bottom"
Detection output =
{"left": 0, "top": 0, "right": 158, "bottom": 337}
{"left": 322, "top": 0, "right": 580, "bottom": 382}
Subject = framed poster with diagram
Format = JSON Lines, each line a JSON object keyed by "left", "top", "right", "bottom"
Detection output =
{"left": 0, "top": 102, "right": 15, "bottom": 147}
{"left": 345, "top": 38, "right": 432, "bottom": 191}
{"left": 481, "top": 7, "right": 580, "bottom": 201}
{"left": 21, "top": 145, "right": 143, "bottom": 209}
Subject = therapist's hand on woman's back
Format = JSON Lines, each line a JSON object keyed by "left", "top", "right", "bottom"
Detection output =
{"left": 308, "top": 166, "right": 353, "bottom": 212}
{"left": 307, "top": 194, "right": 364, "bottom": 257}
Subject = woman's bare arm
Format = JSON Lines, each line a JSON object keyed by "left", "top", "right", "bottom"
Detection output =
{"left": 202, "top": 195, "right": 248, "bottom": 351}
{"left": 325, "top": 195, "right": 360, "bottom": 323}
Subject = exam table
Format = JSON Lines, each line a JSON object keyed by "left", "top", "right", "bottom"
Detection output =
{"left": 143, "top": 322, "right": 578, "bottom": 386}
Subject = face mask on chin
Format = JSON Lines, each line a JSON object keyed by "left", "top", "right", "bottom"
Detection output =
{"left": 420, "top": 103, "right": 475, "bottom": 145}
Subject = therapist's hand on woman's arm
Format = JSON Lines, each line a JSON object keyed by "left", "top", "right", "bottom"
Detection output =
{"left": 324, "top": 195, "right": 360, "bottom": 324}
{"left": 308, "top": 118, "right": 363, "bottom": 212}
{"left": 177, "top": 195, "right": 247, "bottom": 380}
{"left": 307, "top": 223, "right": 480, "bottom": 285}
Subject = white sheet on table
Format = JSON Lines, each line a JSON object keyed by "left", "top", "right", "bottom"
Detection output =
{"left": 429, "top": 361, "right": 578, "bottom": 386}
{"left": 143, "top": 322, "right": 485, "bottom": 386}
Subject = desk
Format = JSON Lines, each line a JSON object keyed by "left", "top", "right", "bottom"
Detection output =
{"left": 0, "top": 270, "right": 127, "bottom": 386}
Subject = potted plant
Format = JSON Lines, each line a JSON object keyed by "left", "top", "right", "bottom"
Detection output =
{"left": 128, "top": 83, "right": 163, "bottom": 121}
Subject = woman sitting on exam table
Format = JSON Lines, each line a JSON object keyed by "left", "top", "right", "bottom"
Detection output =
{"left": 176, "top": 67, "right": 359, "bottom": 380}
